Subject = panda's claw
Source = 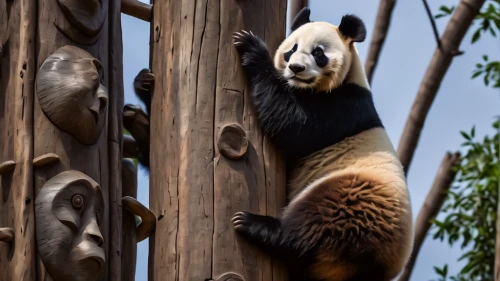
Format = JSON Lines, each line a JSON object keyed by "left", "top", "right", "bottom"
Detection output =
{"left": 231, "top": 211, "right": 251, "bottom": 230}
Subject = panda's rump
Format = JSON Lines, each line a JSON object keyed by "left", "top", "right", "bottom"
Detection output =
{"left": 281, "top": 171, "right": 411, "bottom": 280}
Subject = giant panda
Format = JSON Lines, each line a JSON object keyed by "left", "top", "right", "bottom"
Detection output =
{"left": 231, "top": 7, "right": 413, "bottom": 281}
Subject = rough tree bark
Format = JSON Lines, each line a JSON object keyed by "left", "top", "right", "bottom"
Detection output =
{"left": 364, "top": 0, "right": 396, "bottom": 84}
{"left": 397, "top": 152, "right": 461, "bottom": 281}
{"left": 0, "top": 0, "right": 36, "bottom": 280}
{"left": 397, "top": 0, "right": 486, "bottom": 175}
{"left": 149, "top": 1, "right": 288, "bottom": 281}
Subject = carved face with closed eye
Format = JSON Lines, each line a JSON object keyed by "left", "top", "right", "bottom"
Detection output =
{"left": 35, "top": 170, "right": 105, "bottom": 281}
{"left": 274, "top": 9, "right": 367, "bottom": 92}
{"left": 36, "top": 45, "right": 108, "bottom": 145}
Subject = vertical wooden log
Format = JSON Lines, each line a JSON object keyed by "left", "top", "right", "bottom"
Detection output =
{"left": 289, "top": 0, "right": 308, "bottom": 29}
{"left": 31, "top": 0, "right": 123, "bottom": 280}
{"left": 122, "top": 159, "right": 138, "bottom": 281}
{"left": 0, "top": 0, "right": 36, "bottom": 280}
{"left": 108, "top": 0, "right": 125, "bottom": 279}
{"left": 149, "top": 1, "right": 288, "bottom": 281}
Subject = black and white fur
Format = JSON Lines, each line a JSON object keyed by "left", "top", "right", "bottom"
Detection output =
{"left": 231, "top": 8, "right": 413, "bottom": 281}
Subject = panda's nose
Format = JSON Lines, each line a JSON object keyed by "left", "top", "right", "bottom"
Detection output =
{"left": 289, "top": 63, "right": 305, "bottom": 74}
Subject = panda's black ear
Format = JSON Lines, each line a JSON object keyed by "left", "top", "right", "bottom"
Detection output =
{"left": 290, "top": 7, "right": 312, "bottom": 32}
{"left": 338, "top": 14, "right": 366, "bottom": 43}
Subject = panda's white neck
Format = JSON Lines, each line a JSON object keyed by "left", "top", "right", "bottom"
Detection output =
{"left": 345, "top": 44, "right": 370, "bottom": 90}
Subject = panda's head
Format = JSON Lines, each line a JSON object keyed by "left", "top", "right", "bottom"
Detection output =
{"left": 274, "top": 8, "right": 368, "bottom": 92}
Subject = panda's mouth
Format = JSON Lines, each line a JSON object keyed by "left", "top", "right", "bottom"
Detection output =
{"left": 290, "top": 76, "right": 316, "bottom": 84}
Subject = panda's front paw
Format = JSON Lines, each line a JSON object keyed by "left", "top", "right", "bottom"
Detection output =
{"left": 233, "top": 30, "right": 268, "bottom": 65}
{"left": 231, "top": 211, "right": 254, "bottom": 232}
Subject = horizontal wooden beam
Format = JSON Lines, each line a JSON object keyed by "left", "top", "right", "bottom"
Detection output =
{"left": 121, "top": 0, "right": 152, "bottom": 22}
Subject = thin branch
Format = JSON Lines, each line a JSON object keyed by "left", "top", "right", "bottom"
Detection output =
{"left": 397, "top": 151, "right": 461, "bottom": 281}
{"left": 397, "top": 0, "right": 485, "bottom": 175}
{"left": 289, "top": 0, "right": 309, "bottom": 30}
{"left": 422, "top": 0, "right": 442, "bottom": 49}
{"left": 121, "top": 0, "right": 152, "bottom": 22}
{"left": 364, "top": 0, "right": 397, "bottom": 84}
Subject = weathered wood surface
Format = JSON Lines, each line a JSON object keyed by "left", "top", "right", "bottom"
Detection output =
{"left": 122, "top": 0, "right": 152, "bottom": 22}
{"left": 122, "top": 159, "right": 138, "bottom": 281}
{"left": 0, "top": 0, "right": 37, "bottom": 281}
{"left": 32, "top": 0, "right": 123, "bottom": 280}
{"left": 289, "top": 0, "right": 308, "bottom": 30}
{"left": 149, "top": 1, "right": 288, "bottom": 281}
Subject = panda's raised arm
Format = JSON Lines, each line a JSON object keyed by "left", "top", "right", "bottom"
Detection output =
{"left": 233, "top": 31, "right": 306, "bottom": 137}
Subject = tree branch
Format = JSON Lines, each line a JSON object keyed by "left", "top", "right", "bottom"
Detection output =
{"left": 289, "top": 0, "right": 308, "bottom": 29}
{"left": 364, "top": 0, "right": 397, "bottom": 84}
{"left": 422, "top": 0, "right": 442, "bottom": 50}
{"left": 397, "top": 151, "right": 461, "bottom": 281}
{"left": 121, "top": 0, "right": 152, "bottom": 22}
{"left": 397, "top": 0, "right": 485, "bottom": 175}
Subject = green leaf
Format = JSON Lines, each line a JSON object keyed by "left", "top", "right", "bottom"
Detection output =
{"left": 483, "top": 55, "right": 489, "bottom": 61}
{"left": 484, "top": 73, "right": 490, "bottom": 85}
{"left": 460, "top": 131, "right": 472, "bottom": 140}
{"left": 471, "top": 126, "right": 475, "bottom": 138}
{"left": 471, "top": 71, "right": 483, "bottom": 79}
{"left": 472, "top": 29, "right": 481, "bottom": 43}
{"left": 439, "top": 5, "right": 452, "bottom": 13}
{"left": 489, "top": 26, "right": 497, "bottom": 37}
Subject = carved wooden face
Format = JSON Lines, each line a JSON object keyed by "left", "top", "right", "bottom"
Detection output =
{"left": 35, "top": 171, "right": 105, "bottom": 281}
{"left": 57, "top": 0, "right": 107, "bottom": 36}
{"left": 36, "top": 45, "right": 108, "bottom": 145}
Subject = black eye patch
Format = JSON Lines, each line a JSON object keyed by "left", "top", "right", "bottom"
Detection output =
{"left": 284, "top": 44, "right": 298, "bottom": 62}
{"left": 312, "top": 46, "right": 328, "bottom": 68}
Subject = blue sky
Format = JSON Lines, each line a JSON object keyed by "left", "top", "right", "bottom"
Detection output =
{"left": 121, "top": 1, "right": 500, "bottom": 280}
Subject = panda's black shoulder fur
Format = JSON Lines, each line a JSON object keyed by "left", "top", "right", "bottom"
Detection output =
{"left": 233, "top": 30, "right": 382, "bottom": 168}
{"left": 265, "top": 82, "right": 383, "bottom": 167}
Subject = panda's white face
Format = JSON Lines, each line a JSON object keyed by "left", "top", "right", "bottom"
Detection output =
{"left": 274, "top": 22, "right": 353, "bottom": 92}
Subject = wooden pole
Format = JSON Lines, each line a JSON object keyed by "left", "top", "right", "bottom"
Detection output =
{"left": 0, "top": 0, "right": 36, "bottom": 280}
{"left": 289, "top": 0, "right": 309, "bottom": 30}
{"left": 149, "top": 1, "right": 288, "bottom": 281}
{"left": 23, "top": 0, "right": 122, "bottom": 280}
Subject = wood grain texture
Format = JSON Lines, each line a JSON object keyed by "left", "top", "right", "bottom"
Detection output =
{"left": 149, "top": 1, "right": 287, "bottom": 280}
{"left": 33, "top": 0, "right": 123, "bottom": 280}
{"left": 397, "top": 152, "right": 461, "bottom": 281}
{"left": 0, "top": 0, "right": 36, "bottom": 280}
{"left": 396, "top": 0, "right": 486, "bottom": 175}
{"left": 108, "top": 0, "right": 125, "bottom": 279}
{"left": 121, "top": 159, "right": 138, "bottom": 281}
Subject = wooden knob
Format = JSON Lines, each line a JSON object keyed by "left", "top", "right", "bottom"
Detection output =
{"left": 215, "top": 272, "right": 245, "bottom": 281}
{"left": 217, "top": 123, "right": 248, "bottom": 160}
